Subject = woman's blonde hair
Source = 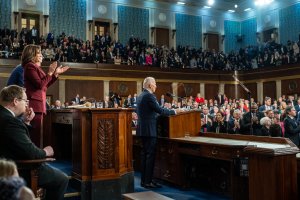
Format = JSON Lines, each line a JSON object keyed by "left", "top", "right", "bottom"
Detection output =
{"left": 21, "top": 44, "right": 41, "bottom": 66}
{"left": 0, "top": 159, "right": 17, "bottom": 178}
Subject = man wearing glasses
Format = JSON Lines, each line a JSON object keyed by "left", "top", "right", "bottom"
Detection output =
{"left": 0, "top": 85, "right": 68, "bottom": 200}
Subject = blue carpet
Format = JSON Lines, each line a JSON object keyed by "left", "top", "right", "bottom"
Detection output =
{"left": 49, "top": 161, "right": 230, "bottom": 200}
{"left": 133, "top": 172, "right": 230, "bottom": 200}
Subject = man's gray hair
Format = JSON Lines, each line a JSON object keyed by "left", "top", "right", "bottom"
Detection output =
{"left": 143, "top": 77, "right": 155, "bottom": 89}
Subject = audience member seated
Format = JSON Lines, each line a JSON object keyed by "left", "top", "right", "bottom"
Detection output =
{"left": 0, "top": 159, "right": 35, "bottom": 200}
{"left": 0, "top": 85, "right": 68, "bottom": 200}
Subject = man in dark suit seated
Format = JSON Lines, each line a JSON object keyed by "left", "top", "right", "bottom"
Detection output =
{"left": 136, "top": 77, "right": 182, "bottom": 189}
{"left": 284, "top": 106, "right": 300, "bottom": 146}
{"left": 0, "top": 85, "right": 68, "bottom": 200}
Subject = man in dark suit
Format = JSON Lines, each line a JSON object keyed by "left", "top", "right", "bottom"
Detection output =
{"left": 6, "top": 64, "right": 24, "bottom": 87}
{"left": 136, "top": 77, "right": 181, "bottom": 188}
{"left": 0, "top": 85, "right": 68, "bottom": 200}
{"left": 284, "top": 106, "right": 300, "bottom": 146}
{"left": 259, "top": 97, "right": 274, "bottom": 112}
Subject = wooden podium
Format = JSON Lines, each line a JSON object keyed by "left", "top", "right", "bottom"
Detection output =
{"left": 157, "top": 110, "right": 201, "bottom": 138}
{"left": 44, "top": 108, "right": 134, "bottom": 200}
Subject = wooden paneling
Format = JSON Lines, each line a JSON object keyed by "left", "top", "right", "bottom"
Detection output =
{"left": 155, "top": 82, "right": 172, "bottom": 101}
{"left": 65, "top": 80, "right": 104, "bottom": 102}
{"left": 0, "top": 77, "right": 8, "bottom": 90}
{"left": 263, "top": 81, "right": 276, "bottom": 100}
{"left": 46, "top": 81, "right": 59, "bottom": 105}
{"left": 225, "top": 83, "right": 257, "bottom": 101}
{"left": 245, "top": 83, "right": 257, "bottom": 101}
{"left": 207, "top": 33, "right": 219, "bottom": 52}
{"left": 156, "top": 28, "right": 169, "bottom": 47}
{"left": 281, "top": 78, "right": 300, "bottom": 95}
{"left": 205, "top": 84, "right": 219, "bottom": 100}
{"left": 109, "top": 81, "right": 136, "bottom": 97}
{"left": 178, "top": 83, "right": 200, "bottom": 98}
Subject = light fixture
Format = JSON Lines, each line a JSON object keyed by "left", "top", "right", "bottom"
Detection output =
{"left": 235, "top": 4, "right": 238, "bottom": 8}
{"left": 203, "top": 6, "right": 211, "bottom": 9}
{"left": 254, "top": 0, "right": 274, "bottom": 6}
{"left": 244, "top": 8, "right": 252, "bottom": 12}
{"left": 228, "top": 10, "right": 235, "bottom": 13}
{"left": 207, "top": 0, "right": 215, "bottom": 6}
{"left": 177, "top": 1, "right": 185, "bottom": 5}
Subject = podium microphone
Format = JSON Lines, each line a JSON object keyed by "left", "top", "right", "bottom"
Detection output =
{"left": 166, "top": 92, "right": 175, "bottom": 98}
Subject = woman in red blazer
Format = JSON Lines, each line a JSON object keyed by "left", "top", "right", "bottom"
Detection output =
{"left": 22, "top": 44, "right": 69, "bottom": 147}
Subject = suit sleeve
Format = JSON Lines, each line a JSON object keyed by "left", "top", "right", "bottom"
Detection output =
{"left": 24, "top": 63, "right": 56, "bottom": 90}
{"left": 5, "top": 119, "right": 46, "bottom": 160}
{"left": 284, "top": 118, "right": 300, "bottom": 136}
{"left": 147, "top": 93, "right": 175, "bottom": 116}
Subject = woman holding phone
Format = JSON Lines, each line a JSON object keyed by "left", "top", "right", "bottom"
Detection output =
{"left": 22, "top": 44, "right": 69, "bottom": 147}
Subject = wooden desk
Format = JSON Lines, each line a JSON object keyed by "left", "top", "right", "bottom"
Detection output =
{"left": 133, "top": 133, "right": 299, "bottom": 200}
{"left": 44, "top": 108, "right": 134, "bottom": 200}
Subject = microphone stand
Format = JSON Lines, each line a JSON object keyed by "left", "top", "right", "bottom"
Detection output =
{"left": 232, "top": 75, "right": 253, "bottom": 135}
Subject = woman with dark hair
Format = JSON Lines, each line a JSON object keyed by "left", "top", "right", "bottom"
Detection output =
{"left": 23, "top": 44, "right": 69, "bottom": 147}
{"left": 211, "top": 111, "right": 228, "bottom": 133}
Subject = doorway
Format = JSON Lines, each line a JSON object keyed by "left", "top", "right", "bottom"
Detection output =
{"left": 207, "top": 33, "right": 219, "bottom": 51}
{"left": 155, "top": 28, "right": 169, "bottom": 47}
{"left": 94, "top": 21, "right": 110, "bottom": 37}
{"left": 21, "top": 13, "right": 39, "bottom": 30}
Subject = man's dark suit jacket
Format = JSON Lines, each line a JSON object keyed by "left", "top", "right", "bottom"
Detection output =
{"left": 0, "top": 105, "right": 46, "bottom": 160}
{"left": 24, "top": 62, "right": 57, "bottom": 114}
{"left": 136, "top": 89, "right": 175, "bottom": 137}
{"left": 7, "top": 64, "right": 24, "bottom": 87}
{"left": 284, "top": 116, "right": 300, "bottom": 146}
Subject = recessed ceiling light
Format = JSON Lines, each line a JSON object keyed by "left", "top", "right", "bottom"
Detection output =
{"left": 207, "top": 0, "right": 215, "bottom": 6}
{"left": 177, "top": 1, "right": 185, "bottom": 5}
{"left": 203, "top": 6, "right": 211, "bottom": 9}
{"left": 244, "top": 8, "right": 252, "bottom": 11}
{"left": 235, "top": 4, "right": 238, "bottom": 8}
{"left": 228, "top": 10, "right": 235, "bottom": 13}
{"left": 254, "top": 0, "right": 274, "bottom": 6}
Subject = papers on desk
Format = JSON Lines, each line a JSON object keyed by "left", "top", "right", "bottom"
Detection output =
{"left": 66, "top": 104, "right": 85, "bottom": 108}
{"left": 175, "top": 137, "right": 291, "bottom": 149}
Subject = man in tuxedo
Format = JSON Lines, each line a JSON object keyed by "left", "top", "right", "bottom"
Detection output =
{"left": 0, "top": 85, "right": 68, "bottom": 200}
{"left": 136, "top": 77, "right": 181, "bottom": 189}
{"left": 284, "top": 106, "right": 300, "bottom": 146}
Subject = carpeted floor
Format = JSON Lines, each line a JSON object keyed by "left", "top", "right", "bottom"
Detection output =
{"left": 50, "top": 161, "right": 230, "bottom": 200}
{"left": 133, "top": 172, "right": 230, "bottom": 200}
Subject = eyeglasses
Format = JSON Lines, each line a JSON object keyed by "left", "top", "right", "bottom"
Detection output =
{"left": 18, "top": 98, "right": 29, "bottom": 104}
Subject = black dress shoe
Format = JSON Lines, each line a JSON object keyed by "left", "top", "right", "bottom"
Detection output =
{"left": 151, "top": 181, "right": 162, "bottom": 188}
{"left": 143, "top": 182, "right": 158, "bottom": 188}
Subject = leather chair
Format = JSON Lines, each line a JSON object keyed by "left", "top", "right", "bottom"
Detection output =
{"left": 16, "top": 158, "right": 55, "bottom": 199}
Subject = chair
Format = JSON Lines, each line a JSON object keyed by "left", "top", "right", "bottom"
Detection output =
{"left": 16, "top": 158, "right": 55, "bottom": 199}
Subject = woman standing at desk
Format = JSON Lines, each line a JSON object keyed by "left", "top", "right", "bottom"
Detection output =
{"left": 22, "top": 44, "right": 69, "bottom": 147}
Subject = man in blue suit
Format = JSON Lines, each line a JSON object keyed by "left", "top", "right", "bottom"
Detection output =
{"left": 136, "top": 77, "right": 181, "bottom": 188}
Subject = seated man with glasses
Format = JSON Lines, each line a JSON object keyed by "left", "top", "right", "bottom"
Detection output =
{"left": 0, "top": 85, "right": 68, "bottom": 200}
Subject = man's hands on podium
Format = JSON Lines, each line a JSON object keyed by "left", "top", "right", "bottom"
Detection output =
{"left": 43, "top": 146, "right": 54, "bottom": 157}
{"left": 175, "top": 108, "right": 185, "bottom": 114}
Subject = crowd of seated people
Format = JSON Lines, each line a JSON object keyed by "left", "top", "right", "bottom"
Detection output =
{"left": 1, "top": 27, "right": 300, "bottom": 71}
{"left": 49, "top": 90, "right": 300, "bottom": 146}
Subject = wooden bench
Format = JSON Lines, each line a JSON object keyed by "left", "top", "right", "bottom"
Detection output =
{"left": 122, "top": 191, "right": 174, "bottom": 200}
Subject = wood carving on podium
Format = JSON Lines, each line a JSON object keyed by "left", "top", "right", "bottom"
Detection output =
{"left": 97, "top": 119, "right": 115, "bottom": 169}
